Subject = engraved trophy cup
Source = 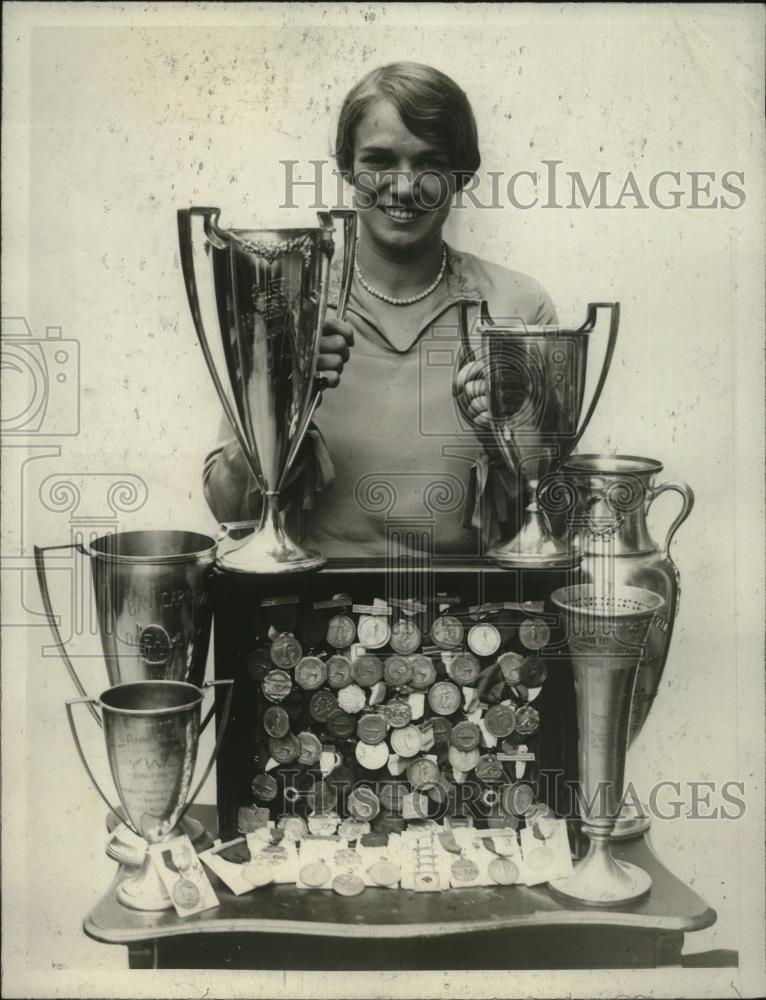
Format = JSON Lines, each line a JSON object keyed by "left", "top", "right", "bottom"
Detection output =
{"left": 460, "top": 302, "right": 619, "bottom": 568}
{"left": 35, "top": 530, "right": 217, "bottom": 861}
{"left": 177, "top": 207, "right": 356, "bottom": 573}
{"left": 67, "top": 679, "right": 232, "bottom": 910}
{"left": 549, "top": 584, "right": 665, "bottom": 905}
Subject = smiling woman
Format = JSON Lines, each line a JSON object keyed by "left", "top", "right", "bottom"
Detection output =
{"left": 203, "top": 62, "right": 558, "bottom": 559}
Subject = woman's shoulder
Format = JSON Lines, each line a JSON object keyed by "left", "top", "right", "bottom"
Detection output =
{"left": 447, "top": 245, "right": 558, "bottom": 325}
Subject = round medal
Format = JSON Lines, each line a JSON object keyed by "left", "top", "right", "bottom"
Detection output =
{"left": 337, "top": 683, "right": 366, "bottom": 714}
{"left": 451, "top": 858, "right": 480, "bottom": 882}
{"left": 369, "top": 860, "right": 401, "bottom": 887}
{"left": 502, "top": 782, "right": 536, "bottom": 816}
{"left": 297, "top": 731, "right": 322, "bottom": 766}
{"left": 389, "top": 619, "right": 422, "bottom": 655}
{"left": 354, "top": 740, "right": 389, "bottom": 770}
{"left": 526, "top": 845, "right": 554, "bottom": 871}
{"left": 521, "top": 657, "right": 548, "bottom": 686}
{"left": 332, "top": 873, "right": 366, "bottom": 896}
{"left": 379, "top": 782, "right": 407, "bottom": 814}
{"left": 242, "top": 860, "right": 273, "bottom": 888}
{"left": 514, "top": 705, "right": 540, "bottom": 736}
{"left": 409, "top": 654, "right": 437, "bottom": 690}
{"left": 352, "top": 653, "right": 383, "bottom": 688}
{"left": 262, "top": 669, "right": 292, "bottom": 703}
{"left": 263, "top": 705, "right": 290, "bottom": 739}
{"left": 251, "top": 773, "right": 278, "bottom": 802}
{"left": 327, "top": 709, "right": 356, "bottom": 739}
{"left": 308, "top": 780, "right": 338, "bottom": 813}
{"left": 356, "top": 712, "right": 388, "bottom": 745}
{"left": 309, "top": 689, "right": 338, "bottom": 723}
{"left": 431, "top": 615, "right": 464, "bottom": 649}
{"left": 467, "top": 623, "right": 501, "bottom": 657}
{"left": 326, "top": 613, "right": 356, "bottom": 649}
{"left": 498, "top": 651, "right": 526, "bottom": 686}
{"left": 448, "top": 745, "right": 480, "bottom": 772}
{"left": 423, "top": 717, "right": 452, "bottom": 747}
{"left": 475, "top": 754, "right": 504, "bottom": 783}
{"left": 327, "top": 654, "right": 353, "bottom": 689}
{"left": 356, "top": 615, "right": 391, "bottom": 649}
{"left": 300, "top": 861, "right": 331, "bottom": 888}
{"left": 295, "top": 656, "right": 327, "bottom": 691}
{"left": 383, "top": 654, "right": 413, "bottom": 688}
{"left": 450, "top": 721, "right": 481, "bottom": 752}
{"left": 406, "top": 757, "right": 440, "bottom": 789}
{"left": 268, "top": 733, "right": 300, "bottom": 764}
{"left": 270, "top": 633, "right": 303, "bottom": 669}
{"left": 519, "top": 618, "right": 551, "bottom": 651}
{"left": 427, "top": 680, "right": 461, "bottom": 716}
{"left": 450, "top": 653, "right": 481, "bottom": 686}
{"left": 488, "top": 856, "right": 519, "bottom": 885}
{"left": 171, "top": 878, "right": 201, "bottom": 908}
{"left": 348, "top": 787, "right": 381, "bottom": 820}
{"left": 485, "top": 703, "right": 517, "bottom": 738}
{"left": 278, "top": 816, "right": 308, "bottom": 840}
{"left": 383, "top": 698, "right": 412, "bottom": 728}
{"left": 390, "top": 724, "right": 423, "bottom": 758}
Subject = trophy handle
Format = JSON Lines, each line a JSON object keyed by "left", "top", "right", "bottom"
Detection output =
{"left": 646, "top": 480, "right": 695, "bottom": 554}
{"left": 177, "top": 207, "right": 267, "bottom": 494}
{"left": 176, "top": 678, "right": 234, "bottom": 827}
{"left": 35, "top": 544, "right": 101, "bottom": 726}
{"left": 568, "top": 302, "right": 620, "bottom": 458}
{"left": 65, "top": 697, "right": 130, "bottom": 829}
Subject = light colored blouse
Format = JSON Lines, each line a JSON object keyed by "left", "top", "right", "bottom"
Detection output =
{"left": 203, "top": 245, "right": 557, "bottom": 559}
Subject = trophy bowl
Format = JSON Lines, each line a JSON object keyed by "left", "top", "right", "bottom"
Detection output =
{"left": 67, "top": 679, "right": 232, "bottom": 910}
{"left": 178, "top": 207, "right": 356, "bottom": 574}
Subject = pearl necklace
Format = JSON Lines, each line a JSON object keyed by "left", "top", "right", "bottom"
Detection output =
{"left": 354, "top": 242, "right": 448, "bottom": 306}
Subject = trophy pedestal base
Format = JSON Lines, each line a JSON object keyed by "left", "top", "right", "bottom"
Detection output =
{"left": 217, "top": 522, "right": 325, "bottom": 575}
{"left": 107, "top": 816, "right": 209, "bottom": 867}
{"left": 116, "top": 854, "right": 172, "bottom": 911}
{"left": 550, "top": 856, "right": 652, "bottom": 907}
{"left": 487, "top": 505, "right": 576, "bottom": 570}
{"left": 611, "top": 802, "right": 652, "bottom": 841}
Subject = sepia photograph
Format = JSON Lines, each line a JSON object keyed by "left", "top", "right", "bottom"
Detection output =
{"left": 2, "top": 3, "right": 764, "bottom": 998}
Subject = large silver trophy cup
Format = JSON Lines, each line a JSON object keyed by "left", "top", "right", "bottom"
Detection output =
{"left": 461, "top": 302, "right": 619, "bottom": 568}
{"left": 177, "top": 207, "right": 356, "bottom": 573}
{"left": 67, "top": 679, "right": 232, "bottom": 910}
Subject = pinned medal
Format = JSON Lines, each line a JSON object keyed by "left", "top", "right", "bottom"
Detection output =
{"left": 431, "top": 615, "right": 464, "bottom": 649}
{"left": 390, "top": 724, "right": 424, "bottom": 758}
{"left": 450, "top": 653, "right": 481, "bottom": 686}
{"left": 379, "top": 782, "right": 407, "bottom": 814}
{"left": 448, "top": 745, "right": 480, "bottom": 772}
{"left": 356, "top": 712, "right": 388, "bottom": 745}
{"left": 262, "top": 669, "right": 292, "bottom": 703}
{"left": 519, "top": 618, "right": 551, "bottom": 651}
{"left": 270, "top": 633, "right": 303, "bottom": 669}
{"left": 497, "top": 651, "right": 526, "bottom": 687}
{"left": 327, "top": 655, "right": 353, "bottom": 689}
{"left": 172, "top": 878, "right": 201, "bottom": 909}
{"left": 326, "top": 613, "right": 356, "bottom": 649}
{"left": 332, "top": 873, "right": 366, "bottom": 896}
{"left": 369, "top": 860, "right": 401, "bottom": 887}
{"left": 389, "top": 619, "right": 422, "bottom": 655}
{"left": 337, "top": 683, "right": 366, "bottom": 714}
{"left": 406, "top": 757, "right": 440, "bottom": 789}
{"left": 488, "top": 856, "right": 519, "bottom": 885}
{"left": 450, "top": 721, "right": 481, "bottom": 752}
{"left": 383, "top": 698, "right": 412, "bottom": 728}
{"left": 475, "top": 754, "right": 504, "bottom": 783}
{"left": 251, "top": 773, "right": 279, "bottom": 802}
{"left": 355, "top": 740, "right": 389, "bottom": 771}
{"left": 484, "top": 703, "right": 517, "bottom": 738}
{"left": 451, "top": 858, "right": 480, "bottom": 883}
{"left": 309, "top": 690, "right": 338, "bottom": 723}
{"left": 268, "top": 733, "right": 300, "bottom": 765}
{"left": 356, "top": 615, "right": 391, "bottom": 649}
{"left": 327, "top": 709, "right": 356, "bottom": 739}
{"left": 241, "top": 860, "right": 274, "bottom": 888}
{"left": 467, "top": 623, "right": 501, "bottom": 657}
{"left": 514, "top": 705, "right": 540, "bottom": 737}
{"left": 383, "top": 655, "right": 413, "bottom": 688}
{"left": 295, "top": 656, "right": 327, "bottom": 691}
{"left": 263, "top": 705, "right": 290, "bottom": 739}
{"left": 428, "top": 680, "right": 461, "bottom": 716}
{"left": 352, "top": 654, "right": 383, "bottom": 688}
{"left": 409, "top": 654, "right": 437, "bottom": 690}
{"left": 521, "top": 656, "right": 548, "bottom": 686}
{"left": 299, "top": 861, "right": 332, "bottom": 888}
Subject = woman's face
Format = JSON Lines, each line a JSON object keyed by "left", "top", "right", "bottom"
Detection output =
{"left": 351, "top": 99, "right": 455, "bottom": 253}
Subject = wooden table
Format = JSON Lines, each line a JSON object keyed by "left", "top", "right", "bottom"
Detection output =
{"left": 84, "top": 806, "right": 717, "bottom": 970}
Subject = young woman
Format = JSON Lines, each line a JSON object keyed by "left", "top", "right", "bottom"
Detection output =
{"left": 204, "top": 62, "right": 557, "bottom": 559}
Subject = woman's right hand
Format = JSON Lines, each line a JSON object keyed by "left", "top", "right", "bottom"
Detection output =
{"left": 317, "top": 317, "right": 354, "bottom": 389}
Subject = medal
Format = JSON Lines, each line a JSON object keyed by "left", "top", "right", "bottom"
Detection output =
{"left": 383, "top": 654, "right": 413, "bottom": 688}
{"left": 485, "top": 704, "right": 517, "bottom": 738}
{"left": 332, "top": 873, "right": 366, "bottom": 897}
{"left": 326, "top": 613, "right": 356, "bottom": 648}
{"left": 352, "top": 653, "right": 383, "bottom": 688}
{"left": 431, "top": 615, "right": 464, "bottom": 649}
{"left": 475, "top": 754, "right": 504, "bottom": 783}
{"left": 526, "top": 845, "right": 554, "bottom": 871}
{"left": 502, "top": 782, "right": 535, "bottom": 816}
{"left": 262, "top": 669, "right": 292, "bottom": 703}
{"left": 389, "top": 619, "right": 422, "bottom": 655}
{"left": 369, "top": 860, "right": 401, "bottom": 887}
{"left": 327, "top": 654, "right": 353, "bottom": 689}
{"left": 308, "top": 779, "right": 338, "bottom": 814}
{"left": 337, "top": 683, "right": 366, "bottom": 714}
{"left": 327, "top": 709, "right": 356, "bottom": 739}
{"left": 450, "top": 721, "right": 481, "bottom": 752}
{"left": 251, "top": 773, "right": 278, "bottom": 802}
{"left": 390, "top": 724, "right": 423, "bottom": 758}
{"left": 278, "top": 816, "right": 308, "bottom": 840}
{"left": 488, "top": 856, "right": 519, "bottom": 885}
{"left": 356, "top": 615, "right": 391, "bottom": 649}
{"left": 451, "top": 858, "right": 480, "bottom": 883}
{"left": 333, "top": 848, "right": 362, "bottom": 870}
{"left": 295, "top": 656, "right": 327, "bottom": 691}
{"left": 263, "top": 705, "right": 290, "bottom": 739}
{"left": 448, "top": 745, "right": 480, "bottom": 772}
{"left": 242, "top": 860, "right": 274, "bottom": 888}
{"left": 423, "top": 717, "right": 452, "bottom": 747}
{"left": 268, "top": 733, "right": 300, "bottom": 764}
{"left": 356, "top": 712, "right": 388, "bottom": 745}
{"left": 383, "top": 698, "right": 412, "bottom": 728}
{"left": 409, "top": 654, "right": 437, "bottom": 689}
{"left": 355, "top": 740, "right": 389, "bottom": 770}
{"left": 514, "top": 705, "right": 540, "bottom": 736}
{"left": 427, "top": 680, "right": 461, "bottom": 716}
{"left": 379, "top": 782, "right": 407, "bottom": 814}
{"left": 467, "top": 623, "right": 501, "bottom": 657}
{"left": 450, "top": 653, "right": 480, "bottom": 686}
{"left": 406, "top": 757, "right": 440, "bottom": 789}
{"left": 171, "top": 878, "right": 201, "bottom": 909}
{"left": 348, "top": 787, "right": 381, "bottom": 820}
{"left": 270, "top": 633, "right": 303, "bottom": 669}
{"left": 309, "top": 689, "right": 338, "bottom": 723}
{"left": 519, "top": 618, "right": 551, "bottom": 651}
{"left": 300, "top": 862, "right": 332, "bottom": 888}
{"left": 297, "top": 731, "right": 322, "bottom": 766}
{"left": 521, "top": 657, "right": 548, "bottom": 686}
{"left": 498, "top": 651, "right": 526, "bottom": 686}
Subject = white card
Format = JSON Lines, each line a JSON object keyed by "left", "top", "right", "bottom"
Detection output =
{"left": 149, "top": 834, "right": 219, "bottom": 917}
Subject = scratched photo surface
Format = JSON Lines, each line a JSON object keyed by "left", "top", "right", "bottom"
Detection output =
{"left": 1, "top": 3, "right": 764, "bottom": 999}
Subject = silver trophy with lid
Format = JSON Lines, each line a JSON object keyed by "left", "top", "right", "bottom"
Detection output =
{"left": 178, "top": 207, "right": 355, "bottom": 574}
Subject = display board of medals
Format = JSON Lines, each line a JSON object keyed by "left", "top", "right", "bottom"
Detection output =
{"left": 212, "top": 566, "right": 579, "bottom": 842}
